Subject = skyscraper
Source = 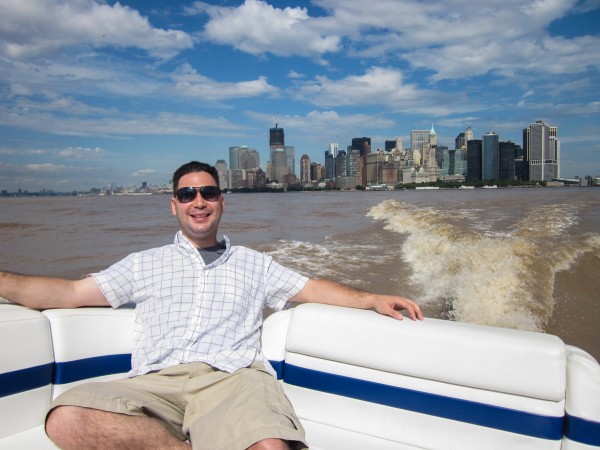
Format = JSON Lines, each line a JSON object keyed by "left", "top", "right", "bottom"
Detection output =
{"left": 455, "top": 132, "right": 466, "bottom": 150}
{"left": 466, "top": 139, "right": 483, "bottom": 182}
{"left": 327, "top": 143, "right": 338, "bottom": 158}
{"left": 300, "top": 154, "right": 311, "bottom": 183}
{"left": 351, "top": 137, "right": 371, "bottom": 156}
{"left": 482, "top": 131, "right": 499, "bottom": 180}
{"left": 499, "top": 141, "right": 516, "bottom": 181}
{"left": 268, "top": 123, "right": 292, "bottom": 181}
{"left": 411, "top": 130, "right": 430, "bottom": 152}
{"left": 269, "top": 124, "right": 284, "bottom": 149}
{"left": 229, "top": 146, "right": 259, "bottom": 171}
{"left": 465, "top": 127, "right": 474, "bottom": 143}
{"left": 214, "top": 159, "right": 229, "bottom": 190}
{"left": 351, "top": 137, "right": 370, "bottom": 185}
{"left": 271, "top": 148, "right": 288, "bottom": 182}
{"left": 325, "top": 143, "right": 338, "bottom": 180}
{"left": 285, "top": 146, "right": 295, "bottom": 177}
{"left": 523, "top": 120, "right": 559, "bottom": 181}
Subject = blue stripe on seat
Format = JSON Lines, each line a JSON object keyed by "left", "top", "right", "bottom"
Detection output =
{"left": 53, "top": 354, "right": 131, "bottom": 385}
{"left": 565, "top": 413, "right": 600, "bottom": 446}
{"left": 280, "top": 362, "right": 564, "bottom": 441}
{"left": 0, "top": 363, "right": 53, "bottom": 398}
{"left": 269, "top": 359, "right": 284, "bottom": 379}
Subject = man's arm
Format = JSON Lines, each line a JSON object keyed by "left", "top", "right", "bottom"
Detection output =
{"left": 290, "top": 278, "right": 423, "bottom": 321}
{"left": 0, "top": 271, "right": 110, "bottom": 309}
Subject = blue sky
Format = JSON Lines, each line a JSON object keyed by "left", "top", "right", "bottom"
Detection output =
{"left": 1, "top": 0, "right": 599, "bottom": 191}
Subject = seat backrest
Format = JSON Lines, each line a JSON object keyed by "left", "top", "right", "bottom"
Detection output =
{"left": 0, "top": 305, "right": 54, "bottom": 439}
{"left": 263, "top": 303, "right": 568, "bottom": 450}
{"left": 42, "top": 307, "right": 135, "bottom": 398}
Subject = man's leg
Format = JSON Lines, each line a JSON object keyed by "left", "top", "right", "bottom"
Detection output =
{"left": 46, "top": 405, "right": 191, "bottom": 450}
{"left": 185, "top": 364, "right": 307, "bottom": 450}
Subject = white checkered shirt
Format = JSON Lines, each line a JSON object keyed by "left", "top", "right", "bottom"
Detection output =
{"left": 92, "top": 231, "right": 308, "bottom": 376}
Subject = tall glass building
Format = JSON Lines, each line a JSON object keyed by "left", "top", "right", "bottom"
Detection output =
{"left": 482, "top": 132, "right": 499, "bottom": 180}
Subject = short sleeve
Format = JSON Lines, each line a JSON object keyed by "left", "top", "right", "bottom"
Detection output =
{"left": 264, "top": 258, "right": 308, "bottom": 311}
{"left": 91, "top": 254, "right": 138, "bottom": 308}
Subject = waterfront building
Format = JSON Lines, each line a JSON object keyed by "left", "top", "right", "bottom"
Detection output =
{"left": 229, "top": 146, "right": 259, "bottom": 171}
{"left": 230, "top": 169, "right": 245, "bottom": 189}
{"left": 347, "top": 149, "right": 361, "bottom": 179}
{"left": 300, "top": 154, "right": 311, "bottom": 183}
{"left": 523, "top": 120, "right": 560, "bottom": 181}
{"left": 435, "top": 145, "right": 447, "bottom": 169}
{"left": 228, "top": 146, "right": 242, "bottom": 170}
{"left": 335, "top": 150, "right": 347, "bottom": 178}
{"left": 380, "top": 163, "right": 398, "bottom": 185}
{"left": 270, "top": 148, "right": 288, "bottom": 182}
{"left": 550, "top": 126, "right": 560, "bottom": 178}
{"left": 351, "top": 137, "right": 370, "bottom": 186}
{"left": 325, "top": 150, "right": 335, "bottom": 180}
{"left": 466, "top": 139, "right": 483, "bottom": 182}
{"left": 310, "top": 162, "right": 323, "bottom": 182}
{"left": 454, "top": 149, "right": 467, "bottom": 176}
{"left": 245, "top": 168, "right": 266, "bottom": 189}
{"left": 440, "top": 148, "right": 450, "bottom": 177}
{"left": 267, "top": 122, "right": 295, "bottom": 181}
{"left": 499, "top": 141, "right": 516, "bottom": 180}
{"left": 482, "top": 131, "right": 499, "bottom": 180}
{"left": 214, "top": 159, "right": 230, "bottom": 190}
{"left": 285, "top": 146, "right": 296, "bottom": 177}
{"left": 365, "top": 150, "right": 387, "bottom": 185}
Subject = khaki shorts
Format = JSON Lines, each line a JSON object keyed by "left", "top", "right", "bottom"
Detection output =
{"left": 49, "top": 362, "right": 307, "bottom": 450}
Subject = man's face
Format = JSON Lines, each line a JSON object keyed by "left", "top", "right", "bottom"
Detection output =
{"left": 171, "top": 171, "right": 224, "bottom": 248}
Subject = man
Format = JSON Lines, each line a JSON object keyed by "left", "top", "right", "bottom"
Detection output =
{"left": 0, "top": 161, "right": 422, "bottom": 450}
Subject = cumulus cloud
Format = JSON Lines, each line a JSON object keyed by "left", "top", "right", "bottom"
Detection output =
{"left": 190, "top": 0, "right": 340, "bottom": 61}
{"left": 172, "top": 63, "right": 278, "bottom": 100}
{"left": 193, "top": 0, "right": 600, "bottom": 80}
{"left": 0, "top": 0, "right": 194, "bottom": 61}
{"left": 295, "top": 66, "right": 473, "bottom": 115}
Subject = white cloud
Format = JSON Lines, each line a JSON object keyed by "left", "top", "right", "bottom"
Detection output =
{"left": 57, "top": 146, "right": 105, "bottom": 159}
{"left": 0, "top": 0, "right": 193, "bottom": 61}
{"left": 294, "top": 66, "right": 472, "bottom": 115}
{"left": 172, "top": 63, "right": 278, "bottom": 100}
{"left": 24, "top": 163, "right": 68, "bottom": 172}
{"left": 194, "top": 0, "right": 600, "bottom": 81}
{"left": 195, "top": 0, "right": 340, "bottom": 61}
{"left": 131, "top": 169, "right": 157, "bottom": 177}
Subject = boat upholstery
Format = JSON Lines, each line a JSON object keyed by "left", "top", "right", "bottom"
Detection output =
{"left": 1, "top": 302, "right": 599, "bottom": 449}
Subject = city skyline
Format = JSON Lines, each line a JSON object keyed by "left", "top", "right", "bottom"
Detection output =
{"left": 1, "top": 0, "right": 599, "bottom": 191}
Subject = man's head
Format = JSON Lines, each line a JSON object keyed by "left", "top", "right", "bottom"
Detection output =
{"left": 172, "top": 161, "right": 220, "bottom": 193}
{"left": 171, "top": 161, "right": 224, "bottom": 249}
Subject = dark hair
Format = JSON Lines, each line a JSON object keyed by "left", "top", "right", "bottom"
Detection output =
{"left": 172, "top": 161, "right": 220, "bottom": 195}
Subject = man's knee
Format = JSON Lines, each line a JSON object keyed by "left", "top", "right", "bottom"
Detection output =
{"left": 45, "top": 406, "right": 82, "bottom": 443}
{"left": 247, "top": 438, "right": 291, "bottom": 450}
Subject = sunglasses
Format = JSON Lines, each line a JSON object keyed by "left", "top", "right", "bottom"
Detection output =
{"left": 175, "top": 186, "right": 222, "bottom": 203}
